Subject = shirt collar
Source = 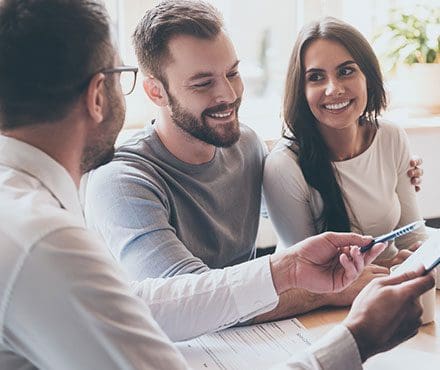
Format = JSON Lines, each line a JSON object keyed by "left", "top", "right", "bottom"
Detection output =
{"left": 0, "top": 135, "right": 85, "bottom": 223}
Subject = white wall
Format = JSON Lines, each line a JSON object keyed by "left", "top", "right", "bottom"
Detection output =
{"left": 407, "top": 127, "right": 440, "bottom": 219}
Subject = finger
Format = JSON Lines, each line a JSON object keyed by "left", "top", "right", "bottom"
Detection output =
{"left": 380, "top": 265, "right": 426, "bottom": 286}
{"left": 408, "top": 241, "right": 422, "bottom": 252}
{"left": 399, "top": 273, "right": 435, "bottom": 298}
{"left": 411, "top": 176, "right": 422, "bottom": 185}
{"left": 350, "top": 245, "right": 364, "bottom": 273}
{"left": 325, "top": 232, "right": 373, "bottom": 249}
{"left": 363, "top": 242, "right": 387, "bottom": 265}
{"left": 394, "top": 250, "right": 412, "bottom": 262}
{"left": 409, "top": 156, "right": 422, "bottom": 167}
{"left": 381, "top": 266, "right": 435, "bottom": 298}
{"left": 339, "top": 253, "right": 358, "bottom": 284}
{"left": 368, "top": 264, "right": 390, "bottom": 274}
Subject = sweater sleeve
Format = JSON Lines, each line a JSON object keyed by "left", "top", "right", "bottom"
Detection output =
{"left": 84, "top": 161, "right": 211, "bottom": 280}
{"left": 263, "top": 145, "right": 319, "bottom": 248}
{"left": 392, "top": 125, "right": 428, "bottom": 249}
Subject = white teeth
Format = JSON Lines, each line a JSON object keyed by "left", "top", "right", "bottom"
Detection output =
{"left": 324, "top": 100, "right": 350, "bottom": 110}
{"left": 209, "top": 111, "right": 232, "bottom": 118}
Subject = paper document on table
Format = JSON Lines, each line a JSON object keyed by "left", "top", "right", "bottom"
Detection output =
{"left": 176, "top": 318, "right": 313, "bottom": 370}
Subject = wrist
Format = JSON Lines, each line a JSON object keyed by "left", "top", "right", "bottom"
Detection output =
{"left": 319, "top": 292, "right": 338, "bottom": 306}
{"left": 269, "top": 251, "right": 297, "bottom": 295}
{"left": 343, "top": 318, "right": 373, "bottom": 363}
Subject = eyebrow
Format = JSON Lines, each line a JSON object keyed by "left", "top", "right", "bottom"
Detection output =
{"left": 305, "top": 60, "right": 357, "bottom": 74}
{"left": 188, "top": 60, "right": 240, "bottom": 82}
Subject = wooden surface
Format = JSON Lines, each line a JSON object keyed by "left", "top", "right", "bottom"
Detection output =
{"left": 297, "top": 290, "right": 440, "bottom": 369}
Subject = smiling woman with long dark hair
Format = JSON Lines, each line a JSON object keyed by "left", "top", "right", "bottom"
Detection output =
{"left": 263, "top": 17, "right": 427, "bottom": 265}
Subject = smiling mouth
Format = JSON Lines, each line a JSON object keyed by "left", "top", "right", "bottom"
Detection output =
{"left": 206, "top": 110, "right": 233, "bottom": 119}
{"left": 323, "top": 100, "right": 352, "bottom": 111}
{"left": 204, "top": 98, "right": 241, "bottom": 121}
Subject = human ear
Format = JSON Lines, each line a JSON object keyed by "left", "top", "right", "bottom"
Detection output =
{"left": 143, "top": 76, "right": 169, "bottom": 107}
{"left": 85, "top": 73, "right": 106, "bottom": 123}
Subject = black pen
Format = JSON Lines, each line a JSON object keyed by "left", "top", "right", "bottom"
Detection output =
{"left": 360, "top": 220, "right": 426, "bottom": 253}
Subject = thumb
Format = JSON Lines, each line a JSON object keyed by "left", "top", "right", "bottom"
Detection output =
{"left": 325, "top": 232, "right": 373, "bottom": 249}
{"left": 363, "top": 242, "right": 387, "bottom": 265}
{"left": 378, "top": 265, "right": 434, "bottom": 299}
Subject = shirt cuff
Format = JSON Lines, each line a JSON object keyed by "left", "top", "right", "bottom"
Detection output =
{"left": 226, "top": 255, "right": 279, "bottom": 323}
{"left": 310, "top": 324, "right": 362, "bottom": 370}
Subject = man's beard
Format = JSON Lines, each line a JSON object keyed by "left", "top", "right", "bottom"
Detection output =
{"left": 168, "top": 93, "right": 241, "bottom": 148}
{"left": 81, "top": 84, "right": 125, "bottom": 174}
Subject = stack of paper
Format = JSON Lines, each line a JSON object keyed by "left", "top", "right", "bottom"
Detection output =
{"left": 176, "top": 318, "right": 312, "bottom": 370}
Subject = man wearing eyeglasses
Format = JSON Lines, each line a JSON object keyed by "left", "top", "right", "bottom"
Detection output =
{"left": 0, "top": 0, "right": 434, "bottom": 369}
{"left": 85, "top": 0, "right": 424, "bottom": 322}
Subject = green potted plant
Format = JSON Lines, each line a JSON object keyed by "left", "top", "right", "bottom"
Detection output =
{"left": 374, "top": 5, "right": 440, "bottom": 114}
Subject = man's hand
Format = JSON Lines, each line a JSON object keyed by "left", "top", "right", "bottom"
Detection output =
{"left": 270, "top": 232, "right": 386, "bottom": 295}
{"left": 325, "top": 264, "right": 389, "bottom": 306}
{"left": 344, "top": 266, "right": 435, "bottom": 362}
{"left": 408, "top": 156, "right": 423, "bottom": 192}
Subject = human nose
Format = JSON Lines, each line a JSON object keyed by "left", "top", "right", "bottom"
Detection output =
{"left": 325, "top": 77, "right": 345, "bottom": 96}
{"left": 215, "top": 77, "right": 237, "bottom": 104}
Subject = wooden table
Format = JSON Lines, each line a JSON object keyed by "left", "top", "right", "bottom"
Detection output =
{"left": 297, "top": 290, "right": 440, "bottom": 369}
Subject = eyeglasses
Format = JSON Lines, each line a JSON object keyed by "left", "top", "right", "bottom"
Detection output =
{"left": 101, "top": 66, "right": 138, "bottom": 96}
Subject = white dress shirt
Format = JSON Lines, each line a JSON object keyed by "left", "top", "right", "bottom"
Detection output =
{"left": 0, "top": 135, "right": 362, "bottom": 369}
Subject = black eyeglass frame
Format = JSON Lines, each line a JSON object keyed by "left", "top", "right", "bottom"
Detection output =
{"left": 101, "top": 66, "right": 138, "bottom": 96}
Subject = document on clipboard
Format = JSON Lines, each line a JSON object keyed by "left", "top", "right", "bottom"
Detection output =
{"left": 176, "top": 318, "right": 313, "bottom": 370}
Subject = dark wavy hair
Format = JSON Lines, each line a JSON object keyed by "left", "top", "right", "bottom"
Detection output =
{"left": 283, "top": 17, "right": 387, "bottom": 232}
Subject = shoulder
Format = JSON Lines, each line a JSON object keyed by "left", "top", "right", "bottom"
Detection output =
{"left": 87, "top": 127, "right": 163, "bottom": 196}
{"left": 376, "top": 120, "right": 409, "bottom": 151}
{"left": 265, "top": 138, "right": 300, "bottom": 170}
{"left": 111, "top": 124, "right": 165, "bottom": 171}
{"left": 377, "top": 120, "right": 407, "bottom": 140}
{"left": 116, "top": 124, "right": 156, "bottom": 151}
{"left": 264, "top": 138, "right": 307, "bottom": 189}
{"left": 85, "top": 159, "right": 165, "bottom": 208}
{"left": 0, "top": 189, "right": 84, "bottom": 255}
{"left": 374, "top": 120, "right": 411, "bottom": 172}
